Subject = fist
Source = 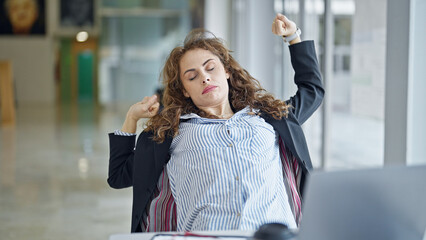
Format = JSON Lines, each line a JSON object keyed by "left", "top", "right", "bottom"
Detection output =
{"left": 127, "top": 95, "right": 160, "bottom": 121}
{"left": 272, "top": 13, "right": 297, "bottom": 37}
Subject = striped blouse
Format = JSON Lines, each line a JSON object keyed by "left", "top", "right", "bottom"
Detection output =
{"left": 166, "top": 107, "right": 297, "bottom": 231}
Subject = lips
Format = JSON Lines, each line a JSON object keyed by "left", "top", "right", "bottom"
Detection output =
{"left": 202, "top": 85, "right": 217, "bottom": 94}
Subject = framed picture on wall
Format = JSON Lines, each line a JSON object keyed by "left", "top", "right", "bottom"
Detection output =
{"left": 60, "top": 0, "right": 94, "bottom": 28}
{"left": 0, "top": 0, "right": 46, "bottom": 35}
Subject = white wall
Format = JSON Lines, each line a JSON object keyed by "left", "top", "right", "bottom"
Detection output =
{"left": 0, "top": 37, "right": 55, "bottom": 105}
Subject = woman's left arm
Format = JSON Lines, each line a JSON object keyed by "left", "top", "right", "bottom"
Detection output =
{"left": 272, "top": 13, "right": 324, "bottom": 124}
{"left": 286, "top": 41, "right": 324, "bottom": 124}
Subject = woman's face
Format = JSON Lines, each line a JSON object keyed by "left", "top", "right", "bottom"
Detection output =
{"left": 179, "top": 48, "right": 230, "bottom": 110}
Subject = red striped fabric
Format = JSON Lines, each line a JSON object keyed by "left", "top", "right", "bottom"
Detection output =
{"left": 145, "top": 166, "right": 177, "bottom": 231}
{"left": 279, "top": 137, "right": 302, "bottom": 225}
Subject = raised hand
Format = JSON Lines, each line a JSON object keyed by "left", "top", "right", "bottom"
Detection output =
{"left": 272, "top": 13, "right": 297, "bottom": 37}
{"left": 121, "top": 95, "right": 160, "bottom": 133}
{"left": 127, "top": 95, "right": 160, "bottom": 121}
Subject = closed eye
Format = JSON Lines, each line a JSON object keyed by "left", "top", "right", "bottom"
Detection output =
{"left": 207, "top": 67, "right": 215, "bottom": 71}
{"left": 189, "top": 75, "right": 197, "bottom": 81}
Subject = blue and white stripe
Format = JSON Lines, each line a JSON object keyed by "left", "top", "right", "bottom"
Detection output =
{"left": 167, "top": 107, "right": 296, "bottom": 231}
{"left": 114, "top": 129, "right": 137, "bottom": 136}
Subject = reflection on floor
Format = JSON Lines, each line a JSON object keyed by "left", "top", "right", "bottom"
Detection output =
{"left": 0, "top": 103, "right": 384, "bottom": 239}
{"left": 0, "top": 103, "right": 132, "bottom": 240}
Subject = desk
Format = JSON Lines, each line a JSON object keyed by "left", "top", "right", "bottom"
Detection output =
{"left": 109, "top": 230, "right": 253, "bottom": 240}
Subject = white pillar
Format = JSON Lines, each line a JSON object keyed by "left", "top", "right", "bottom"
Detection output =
{"left": 204, "top": 0, "right": 232, "bottom": 44}
{"left": 321, "top": 0, "right": 333, "bottom": 169}
{"left": 230, "top": 0, "right": 280, "bottom": 97}
{"left": 407, "top": 0, "right": 426, "bottom": 165}
{"left": 384, "top": 0, "right": 426, "bottom": 165}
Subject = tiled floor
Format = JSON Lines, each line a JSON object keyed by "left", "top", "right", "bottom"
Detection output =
{"left": 0, "top": 103, "right": 384, "bottom": 239}
{"left": 0, "top": 103, "right": 133, "bottom": 240}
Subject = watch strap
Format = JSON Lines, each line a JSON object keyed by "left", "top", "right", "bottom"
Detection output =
{"left": 283, "top": 28, "right": 301, "bottom": 43}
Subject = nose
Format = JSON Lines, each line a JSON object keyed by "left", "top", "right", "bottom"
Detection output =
{"left": 200, "top": 70, "right": 210, "bottom": 84}
{"left": 201, "top": 72, "right": 210, "bottom": 84}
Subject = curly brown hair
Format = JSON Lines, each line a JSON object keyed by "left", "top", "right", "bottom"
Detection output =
{"left": 145, "top": 29, "right": 291, "bottom": 142}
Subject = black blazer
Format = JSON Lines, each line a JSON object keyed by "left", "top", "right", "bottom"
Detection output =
{"left": 107, "top": 40, "right": 324, "bottom": 232}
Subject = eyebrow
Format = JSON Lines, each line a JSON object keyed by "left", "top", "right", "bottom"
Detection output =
{"left": 183, "top": 59, "right": 214, "bottom": 76}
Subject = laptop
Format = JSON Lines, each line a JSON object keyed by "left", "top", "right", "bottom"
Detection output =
{"left": 297, "top": 165, "right": 426, "bottom": 240}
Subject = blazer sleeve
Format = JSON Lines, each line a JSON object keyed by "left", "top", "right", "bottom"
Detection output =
{"left": 107, "top": 133, "right": 136, "bottom": 189}
{"left": 286, "top": 40, "right": 324, "bottom": 125}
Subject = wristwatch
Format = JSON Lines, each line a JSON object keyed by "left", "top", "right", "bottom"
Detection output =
{"left": 283, "top": 28, "right": 301, "bottom": 43}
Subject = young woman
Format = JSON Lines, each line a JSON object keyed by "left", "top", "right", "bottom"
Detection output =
{"left": 108, "top": 13, "right": 324, "bottom": 232}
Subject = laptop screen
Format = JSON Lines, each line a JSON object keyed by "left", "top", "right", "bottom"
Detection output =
{"left": 298, "top": 165, "right": 426, "bottom": 240}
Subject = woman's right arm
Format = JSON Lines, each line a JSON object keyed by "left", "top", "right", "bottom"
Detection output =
{"left": 107, "top": 95, "right": 160, "bottom": 189}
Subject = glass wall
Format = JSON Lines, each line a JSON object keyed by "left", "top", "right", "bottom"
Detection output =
{"left": 97, "top": 0, "right": 388, "bottom": 169}
{"left": 276, "top": 0, "right": 386, "bottom": 170}
{"left": 310, "top": 0, "right": 386, "bottom": 169}
{"left": 98, "top": 0, "right": 204, "bottom": 107}
{"left": 330, "top": 0, "right": 386, "bottom": 169}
